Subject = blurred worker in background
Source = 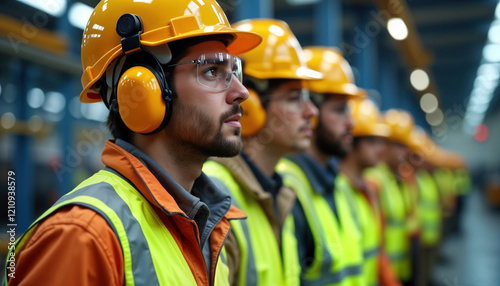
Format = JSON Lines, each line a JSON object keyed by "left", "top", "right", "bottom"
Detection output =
{"left": 277, "top": 46, "right": 366, "bottom": 285}
{"left": 365, "top": 109, "right": 421, "bottom": 286}
{"left": 4, "top": 0, "right": 262, "bottom": 285}
{"left": 338, "top": 98, "right": 401, "bottom": 286}
{"left": 408, "top": 127, "right": 443, "bottom": 286}
{"left": 203, "top": 19, "right": 321, "bottom": 286}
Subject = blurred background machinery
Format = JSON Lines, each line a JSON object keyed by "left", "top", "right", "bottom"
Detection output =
{"left": 1, "top": 0, "right": 500, "bottom": 284}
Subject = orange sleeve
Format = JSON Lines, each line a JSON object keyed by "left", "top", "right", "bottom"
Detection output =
{"left": 9, "top": 206, "right": 124, "bottom": 286}
{"left": 378, "top": 253, "right": 402, "bottom": 286}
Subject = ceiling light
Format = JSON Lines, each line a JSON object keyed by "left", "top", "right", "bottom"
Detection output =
{"left": 69, "top": 2, "right": 94, "bottom": 30}
{"left": 483, "top": 44, "right": 500, "bottom": 62}
{"left": 410, "top": 69, "right": 430, "bottom": 91}
{"left": 387, "top": 18, "right": 408, "bottom": 41}
{"left": 420, "top": 93, "right": 438, "bottom": 113}
{"left": 17, "top": 0, "right": 67, "bottom": 17}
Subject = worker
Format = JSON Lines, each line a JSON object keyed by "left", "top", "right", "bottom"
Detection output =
{"left": 365, "top": 109, "right": 419, "bottom": 286}
{"left": 4, "top": 0, "right": 261, "bottom": 285}
{"left": 337, "top": 98, "right": 402, "bottom": 286}
{"left": 203, "top": 19, "right": 321, "bottom": 286}
{"left": 277, "top": 46, "right": 366, "bottom": 285}
{"left": 408, "top": 127, "right": 442, "bottom": 286}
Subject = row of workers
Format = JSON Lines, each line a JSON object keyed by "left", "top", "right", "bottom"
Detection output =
{"left": 3, "top": 0, "right": 470, "bottom": 285}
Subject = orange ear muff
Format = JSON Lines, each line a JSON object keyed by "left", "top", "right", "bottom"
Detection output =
{"left": 240, "top": 89, "right": 266, "bottom": 136}
{"left": 310, "top": 115, "right": 318, "bottom": 130}
{"left": 117, "top": 66, "right": 168, "bottom": 134}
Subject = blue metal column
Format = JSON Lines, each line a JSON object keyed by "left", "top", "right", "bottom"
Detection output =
{"left": 314, "top": 0, "right": 342, "bottom": 47}
{"left": 379, "top": 52, "right": 399, "bottom": 111}
{"left": 12, "top": 60, "right": 34, "bottom": 233}
{"left": 353, "top": 9, "right": 378, "bottom": 91}
{"left": 55, "top": 0, "right": 79, "bottom": 196}
{"left": 234, "top": 0, "right": 273, "bottom": 21}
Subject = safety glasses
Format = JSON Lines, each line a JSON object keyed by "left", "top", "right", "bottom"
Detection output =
{"left": 168, "top": 53, "right": 243, "bottom": 91}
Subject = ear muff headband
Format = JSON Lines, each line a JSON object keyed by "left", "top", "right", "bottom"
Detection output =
{"left": 111, "top": 13, "right": 173, "bottom": 134}
{"left": 240, "top": 89, "right": 266, "bottom": 136}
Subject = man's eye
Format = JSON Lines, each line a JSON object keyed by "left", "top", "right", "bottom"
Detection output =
{"left": 202, "top": 66, "right": 219, "bottom": 79}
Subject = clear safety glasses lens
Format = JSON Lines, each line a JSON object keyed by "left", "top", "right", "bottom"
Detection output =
{"left": 169, "top": 53, "right": 242, "bottom": 91}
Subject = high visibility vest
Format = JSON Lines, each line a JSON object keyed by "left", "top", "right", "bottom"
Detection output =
{"left": 277, "top": 158, "right": 365, "bottom": 286}
{"left": 4, "top": 170, "right": 229, "bottom": 286}
{"left": 454, "top": 169, "right": 471, "bottom": 196}
{"left": 365, "top": 164, "right": 411, "bottom": 282}
{"left": 336, "top": 174, "right": 381, "bottom": 286}
{"left": 399, "top": 180, "right": 421, "bottom": 236}
{"left": 433, "top": 168, "right": 457, "bottom": 196}
{"left": 203, "top": 161, "right": 301, "bottom": 286}
{"left": 416, "top": 170, "right": 441, "bottom": 247}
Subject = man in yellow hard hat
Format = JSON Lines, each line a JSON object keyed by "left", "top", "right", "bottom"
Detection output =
{"left": 338, "top": 98, "right": 402, "bottom": 286}
{"left": 407, "top": 127, "right": 442, "bottom": 286}
{"left": 4, "top": 1, "right": 261, "bottom": 285}
{"left": 277, "top": 46, "right": 366, "bottom": 285}
{"left": 365, "top": 109, "right": 421, "bottom": 286}
{"left": 203, "top": 19, "right": 321, "bottom": 286}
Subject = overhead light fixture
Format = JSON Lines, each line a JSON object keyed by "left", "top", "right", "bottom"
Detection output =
{"left": 387, "top": 18, "right": 408, "bottom": 41}
{"left": 488, "top": 21, "right": 500, "bottom": 44}
{"left": 68, "top": 2, "right": 94, "bottom": 30}
{"left": 464, "top": 3, "right": 500, "bottom": 134}
{"left": 420, "top": 93, "right": 438, "bottom": 113}
{"left": 425, "top": 109, "right": 444, "bottom": 126}
{"left": 27, "top": 87, "right": 45, "bottom": 109}
{"left": 482, "top": 44, "right": 500, "bottom": 62}
{"left": 410, "top": 69, "right": 430, "bottom": 91}
{"left": 17, "top": 0, "right": 67, "bottom": 17}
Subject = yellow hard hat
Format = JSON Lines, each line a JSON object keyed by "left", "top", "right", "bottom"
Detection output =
{"left": 233, "top": 19, "right": 323, "bottom": 80}
{"left": 80, "top": 0, "right": 262, "bottom": 103}
{"left": 349, "top": 98, "right": 390, "bottom": 137}
{"left": 303, "top": 46, "right": 366, "bottom": 97}
{"left": 409, "top": 126, "right": 438, "bottom": 159}
{"left": 383, "top": 109, "right": 414, "bottom": 146}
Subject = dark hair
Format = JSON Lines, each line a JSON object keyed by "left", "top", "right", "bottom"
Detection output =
{"left": 103, "top": 34, "right": 235, "bottom": 142}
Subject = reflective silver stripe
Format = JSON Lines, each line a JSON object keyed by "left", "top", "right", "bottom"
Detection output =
{"left": 302, "top": 265, "right": 363, "bottom": 285}
{"left": 420, "top": 201, "right": 440, "bottom": 209}
{"left": 388, "top": 252, "right": 409, "bottom": 262}
{"left": 363, "top": 247, "right": 380, "bottom": 259}
{"left": 386, "top": 220, "right": 406, "bottom": 227}
{"left": 422, "top": 223, "right": 440, "bottom": 231}
{"left": 57, "top": 181, "right": 160, "bottom": 286}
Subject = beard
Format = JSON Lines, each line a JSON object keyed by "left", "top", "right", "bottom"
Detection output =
{"left": 169, "top": 102, "right": 243, "bottom": 157}
{"left": 315, "top": 120, "right": 350, "bottom": 159}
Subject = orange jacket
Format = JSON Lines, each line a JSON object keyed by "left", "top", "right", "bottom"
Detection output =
{"left": 10, "top": 140, "right": 245, "bottom": 286}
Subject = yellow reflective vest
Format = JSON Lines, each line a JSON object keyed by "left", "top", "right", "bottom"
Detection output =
{"left": 365, "top": 164, "right": 411, "bottom": 282}
{"left": 336, "top": 174, "right": 381, "bottom": 286}
{"left": 203, "top": 159, "right": 301, "bottom": 286}
{"left": 277, "top": 158, "right": 365, "bottom": 286}
{"left": 5, "top": 169, "right": 230, "bottom": 285}
{"left": 416, "top": 170, "right": 442, "bottom": 247}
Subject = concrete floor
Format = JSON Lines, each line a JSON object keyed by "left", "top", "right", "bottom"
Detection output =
{"left": 433, "top": 188, "right": 500, "bottom": 286}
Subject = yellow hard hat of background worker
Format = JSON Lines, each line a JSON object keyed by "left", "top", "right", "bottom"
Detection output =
{"left": 303, "top": 46, "right": 366, "bottom": 98}
{"left": 349, "top": 98, "right": 390, "bottom": 137}
{"left": 233, "top": 19, "right": 323, "bottom": 80}
{"left": 80, "top": 0, "right": 262, "bottom": 103}
{"left": 234, "top": 19, "right": 323, "bottom": 136}
{"left": 383, "top": 109, "right": 414, "bottom": 146}
{"left": 409, "top": 126, "right": 438, "bottom": 160}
